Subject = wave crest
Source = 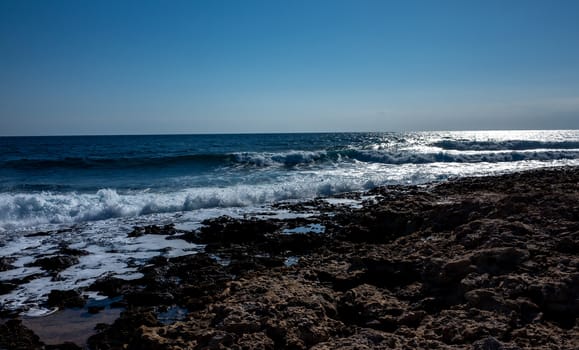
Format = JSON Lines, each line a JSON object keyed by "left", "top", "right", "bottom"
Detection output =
{"left": 232, "top": 150, "right": 329, "bottom": 167}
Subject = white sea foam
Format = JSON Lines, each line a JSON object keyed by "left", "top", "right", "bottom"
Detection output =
{"left": 0, "top": 214, "right": 205, "bottom": 316}
{"left": 1, "top": 158, "right": 579, "bottom": 233}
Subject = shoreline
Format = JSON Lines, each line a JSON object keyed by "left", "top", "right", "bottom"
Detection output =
{"left": 1, "top": 166, "right": 578, "bottom": 349}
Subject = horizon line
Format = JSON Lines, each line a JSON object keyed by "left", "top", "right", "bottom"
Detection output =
{"left": 1, "top": 128, "right": 577, "bottom": 138}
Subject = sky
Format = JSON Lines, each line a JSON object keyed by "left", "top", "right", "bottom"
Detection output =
{"left": 1, "top": 0, "right": 579, "bottom": 136}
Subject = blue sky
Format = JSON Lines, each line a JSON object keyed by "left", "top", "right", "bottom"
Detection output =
{"left": 1, "top": 0, "right": 579, "bottom": 135}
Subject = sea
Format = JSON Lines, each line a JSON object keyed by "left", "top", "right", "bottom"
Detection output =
{"left": 1, "top": 130, "right": 579, "bottom": 316}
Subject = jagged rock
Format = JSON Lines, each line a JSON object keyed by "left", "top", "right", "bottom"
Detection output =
{"left": 464, "top": 289, "right": 508, "bottom": 313}
{"left": 470, "top": 248, "right": 530, "bottom": 275}
{"left": 0, "top": 257, "right": 16, "bottom": 271}
{"left": 234, "top": 332, "right": 275, "bottom": 350}
{"left": 87, "top": 309, "right": 161, "bottom": 349}
{"left": 0, "top": 319, "right": 43, "bottom": 350}
{"left": 192, "top": 216, "right": 278, "bottom": 244}
{"left": 314, "top": 259, "right": 365, "bottom": 291}
{"left": 27, "top": 255, "right": 79, "bottom": 272}
{"left": 47, "top": 289, "right": 85, "bottom": 308}
{"left": 88, "top": 276, "right": 136, "bottom": 297}
{"left": 472, "top": 336, "right": 505, "bottom": 350}
{"left": 338, "top": 284, "right": 413, "bottom": 331}
{"left": 128, "top": 224, "right": 176, "bottom": 237}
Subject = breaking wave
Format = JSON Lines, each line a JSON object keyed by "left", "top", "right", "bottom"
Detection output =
{"left": 0, "top": 181, "right": 364, "bottom": 231}
{"left": 3, "top": 147, "right": 578, "bottom": 173}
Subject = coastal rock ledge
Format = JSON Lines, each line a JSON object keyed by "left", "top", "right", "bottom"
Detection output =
{"left": 1, "top": 167, "right": 578, "bottom": 349}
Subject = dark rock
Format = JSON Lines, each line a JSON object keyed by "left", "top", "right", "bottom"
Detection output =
{"left": 464, "top": 289, "right": 508, "bottom": 313}
{"left": 88, "top": 276, "right": 135, "bottom": 297}
{"left": 363, "top": 258, "right": 421, "bottom": 288}
{"left": 528, "top": 281, "right": 578, "bottom": 328}
{"left": 423, "top": 257, "right": 474, "bottom": 286}
{"left": 88, "top": 305, "right": 105, "bottom": 314}
{"left": 87, "top": 309, "right": 160, "bottom": 349}
{"left": 315, "top": 259, "right": 365, "bottom": 291}
{"left": 0, "top": 319, "right": 43, "bottom": 350}
{"left": 192, "top": 216, "right": 278, "bottom": 245}
{"left": 0, "top": 257, "right": 16, "bottom": 271}
{"left": 47, "top": 289, "right": 85, "bottom": 308}
{"left": 0, "top": 281, "right": 17, "bottom": 295}
{"left": 27, "top": 255, "right": 79, "bottom": 272}
{"left": 337, "top": 284, "right": 417, "bottom": 332}
{"left": 58, "top": 246, "right": 89, "bottom": 257}
{"left": 126, "top": 291, "right": 175, "bottom": 306}
{"left": 45, "top": 342, "right": 82, "bottom": 350}
{"left": 128, "top": 226, "right": 145, "bottom": 237}
{"left": 128, "top": 224, "right": 176, "bottom": 238}
{"left": 235, "top": 332, "right": 275, "bottom": 349}
{"left": 429, "top": 200, "right": 490, "bottom": 232}
{"left": 554, "top": 235, "right": 579, "bottom": 254}
{"left": 471, "top": 247, "right": 530, "bottom": 275}
{"left": 472, "top": 336, "right": 505, "bottom": 350}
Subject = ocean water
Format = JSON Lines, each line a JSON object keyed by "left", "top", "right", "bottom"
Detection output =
{"left": 1, "top": 130, "right": 579, "bottom": 315}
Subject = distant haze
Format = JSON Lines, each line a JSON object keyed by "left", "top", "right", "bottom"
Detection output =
{"left": 1, "top": 0, "right": 579, "bottom": 136}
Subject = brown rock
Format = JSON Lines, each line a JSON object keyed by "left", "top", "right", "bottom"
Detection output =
{"left": 472, "top": 336, "right": 505, "bottom": 350}
{"left": 464, "top": 289, "right": 508, "bottom": 313}
{"left": 471, "top": 247, "right": 530, "bottom": 274}
{"left": 0, "top": 320, "right": 43, "bottom": 350}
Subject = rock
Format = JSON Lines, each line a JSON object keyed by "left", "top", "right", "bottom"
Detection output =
{"left": 0, "top": 281, "right": 17, "bottom": 295}
{"left": 45, "top": 342, "right": 82, "bottom": 350}
{"left": 555, "top": 235, "right": 579, "bottom": 254}
{"left": 338, "top": 284, "right": 420, "bottom": 332}
{"left": 126, "top": 290, "right": 175, "bottom": 306}
{"left": 192, "top": 216, "right": 278, "bottom": 245}
{"left": 472, "top": 336, "right": 505, "bottom": 350}
{"left": 470, "top": 248, "right": 530, "bottom": 275}
{"left": 429, "top": 200, "right": 490, "bottom": 232}
{"left": 314, "top": 259, "right": 365, "bottom": 291}
{"left": 87, "top": 309, "right": 160, "bottom": 349}
{"left": 128, "top": 224, "right": 176, "bottom": 237}
{"left": 424, "top": 257, "right": 474, "bottom": 286}
{"left": 88, "top": 276, "right": 135, "bottom": 297}
{"left": 234, "top": 332, "right": 275, "bottom": 350}
{"left": 58, "top": 246, "right": 89, "bottom": 257}
{"left": 528, "top": 281, "right": 579, "bottom": 328}
{"left": 460, "top": 273, "right": 491, "bottom": 292}
{"left": 0, "top": 257, "right": 16, "bottom": 271}
{"left": 47, "top": 289, "right": 85, "bottom": 308}
{"left": 26, "top": 167, "right": 577, "bottom": 349}
{"left": 464, "top": 289, "right": 508, "bottom": 313}
{"left": 362, "top": 257, "right": 420, "bottom": 288}
{"left": 27, "top": 255, "right": 79, "bottom": 273}
{"left": 0, "top": 319, "right": 43, "bottom": 350}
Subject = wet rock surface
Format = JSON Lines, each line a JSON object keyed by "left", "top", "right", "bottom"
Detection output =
{"left": 1, "top": 167, "right": 578, "bottom": 349}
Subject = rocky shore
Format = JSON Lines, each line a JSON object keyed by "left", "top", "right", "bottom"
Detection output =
{"left": 1, "top": 167, "right": 578, "bottom": 349}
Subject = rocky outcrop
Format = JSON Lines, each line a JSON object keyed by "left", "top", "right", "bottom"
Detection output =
{"left": 4, "top": 167, "right": 579, "bottom": 349}
{"left": 0, "top": 320, "right": 43, "bottom": 350}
